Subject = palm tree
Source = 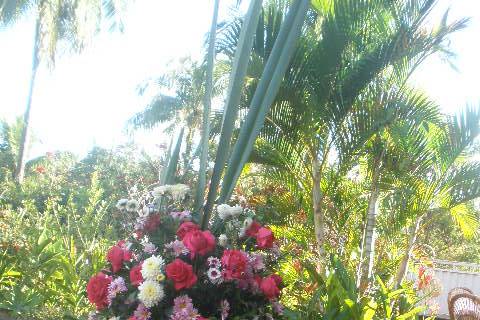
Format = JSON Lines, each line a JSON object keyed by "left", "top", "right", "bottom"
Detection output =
{"left": 216, "top": 0, "right": 466, "bottom": 264}
{"left": 0, "top": 0, "right": 126, "bottom": 182}
{"left": 391, "top": 107, "right": 480, "bottom": 287}
{"left": 128, "top": 59, "right": 229, "bottom": 177}
{"left": 355, "top": 83, "right": 443, "bottom": 289}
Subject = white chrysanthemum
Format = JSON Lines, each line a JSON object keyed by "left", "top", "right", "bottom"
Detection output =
{"left": 230, "top": 205, "right": 243, "bottom": 217}
{"left": 126, "top": 199, "right": 140, "bottom": 212}
{"left": 141, "top": 255, "right": 165, "bottom": 280}
{"left": 115, "top": 199, "right": 128, "bottom": 211}
{"left": 217, "top": 204, "right": 232, "bottom": 219}
{"left": 138, "top": 280, "right": 164, "bottom": 308}
{"left": 169, "top": 184, "right": 190, "bottom": 201}
{"left": 153, "top": 185, "right": 169, "bottom": 198}
{"left": 218, "top": 234, "right": 228, "bottom": 247}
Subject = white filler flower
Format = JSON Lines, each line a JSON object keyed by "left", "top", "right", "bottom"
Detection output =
{"left": 169, "top": 184, "right": 190, "bottom": 201}
{"left": 141, "top": 255, "right": 165, "bottom": 280}
{"left": 138, "top": 280, "right": 164, "bottom": 308}
{"left": 115, "top": 199, "right": 128, "bottom": 211}
{"left": 229, "top": 204, "right": 243, "bottom": 217}
{"left": 217, "top": 204, "right": 232, "bottom": 219}
{"left": 126, "top": 199, "right": 140, "bottom": 212}
{"left": 218, "top": 234, "right": 228, "bottom": 247}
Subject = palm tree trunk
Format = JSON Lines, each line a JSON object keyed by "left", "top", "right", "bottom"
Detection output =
{"left": 15, "top": 17, "right": 41, "bottom": 183}
{"left": 358, "top": 159, "right": 382, "bottom": 291}
{"left": 394, "top": 216, "right": 422, "bottom": 288}
{"left": 312, "top": 156, "right": 326, "bottom": 260}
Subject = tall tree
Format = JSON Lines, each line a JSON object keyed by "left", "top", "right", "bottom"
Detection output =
{"left": 0, "top": 0, "right": 126, "bottom": 182}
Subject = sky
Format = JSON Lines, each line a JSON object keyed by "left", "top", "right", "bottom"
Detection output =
{"left": 0, "top": 0, "right": 479, "bottom": 160}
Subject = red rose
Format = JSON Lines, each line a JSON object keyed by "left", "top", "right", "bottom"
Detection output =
{"left": 260, "top": 275, "right": 281, "bottom": 300}
{"left": 256, "top": 227, "right": 275, "bottom": 249}
{"left": 86, "top": 272, "right": 112, "bottom": 310}
{"left": 107, "top": 244, "right": 131, "bottom": 273}
{"left": 130, "top": 263, "right": 143, "bottom": 286}
{"left": 182, "top": 230, "right": 215, "bottom": 258}
{"left": 176, "top": 222, "right": 200, "bottom": 240}
{"left": 144, "top": 214, "right": 162, "bottom": 232}
{"left": 221, "top": 249, "right": 248, "bottom": 280}
{"left": 246, "top": 221, "right": 261, "bottom": 237}
{"left": 166, "top": 258, "right": 197, "bottom": 290}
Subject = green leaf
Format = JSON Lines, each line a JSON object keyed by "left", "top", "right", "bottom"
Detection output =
{"left": 202, "top": 0, "right": 263, "bottom": 228}
{"left": 195, "top": 0, "right": 220, "bottom": 212}
{"left": 219, "top": 0, "right": 310, "bottom": 202}
{"left": 161, "top": 128, "right": 184, "bottom": 185}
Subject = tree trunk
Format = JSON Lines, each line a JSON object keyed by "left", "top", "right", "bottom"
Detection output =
{"left": 394, "top": 216, "right": 422, "bottom": 288}
{"left": 358, "top": 183, "right": 380, "bottom": 290}
{"left": 15, "top": 17, "right": 41, "bottom": 183}
{"left": 312, "top": 156, "right": 326, "bottom": 260}
{"left": 358, "top": 159, "right": 382, "bottom": 291}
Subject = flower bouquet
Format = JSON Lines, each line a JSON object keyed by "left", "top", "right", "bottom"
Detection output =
{"left": 86, "top": 184, "right": 285, "bottom": 319}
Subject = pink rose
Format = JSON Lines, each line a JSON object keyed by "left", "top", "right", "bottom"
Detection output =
{"left": 176, "top": 222, "right": 200, "bottom": 240}
{"left": 182, "top": 230, "right": 216, "bottom": 258}
{"left": 86, "top": 272, "right": 112, "bottom": 310}
{"left": 256, "top": 227, "right": 275, "bottom": 249}
{"left": 129, "top": 263, "right": 143, "bottom": 286}
{"left": 246, "top": 221, "right": 261, "bottom": 237}
{"left": 166, "top": 259, "right": 197, "bottom": 290}
{"left": 260, "top": 275, "right": 281, "bottom": 300}
{"left": 221, "top": 249, "right": 248, "bottom": 280}
{"left": 107, "top": 244, "right": 131, "bottom": 273}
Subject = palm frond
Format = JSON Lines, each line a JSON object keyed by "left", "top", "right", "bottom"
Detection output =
{"left": 128, "top": 95, "right": 182, "bottom": 130}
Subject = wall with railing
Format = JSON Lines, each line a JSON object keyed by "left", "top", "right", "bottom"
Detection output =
{"left": 427, "top": 260, "right": 480, "bottom": 318}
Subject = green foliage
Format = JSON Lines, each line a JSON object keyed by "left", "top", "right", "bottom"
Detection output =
{"left": 0, "top": 143, "right": 158, "bottom": 319}
{"left": 287, "top": 256, "right": 427, "bottom": 320}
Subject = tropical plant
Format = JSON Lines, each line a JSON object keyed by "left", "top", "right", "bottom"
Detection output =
{"left": 287, "top": 255, "right": 433, "bottom": 320}
{"left": 215, "top": 0, "right": 467, "bottom": 279}
{"left": 390, "top": 106, "right": 480, "bottom": 287}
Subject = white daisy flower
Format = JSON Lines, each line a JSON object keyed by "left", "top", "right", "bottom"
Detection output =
{"left": 207, "top": 256, "right": 222, "bottom": 268}
{"left": 141, "top": 255, "right": 165, "bottom": 280}
{"left": 138, "top": 280, "right": 164, "bottom": 308}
